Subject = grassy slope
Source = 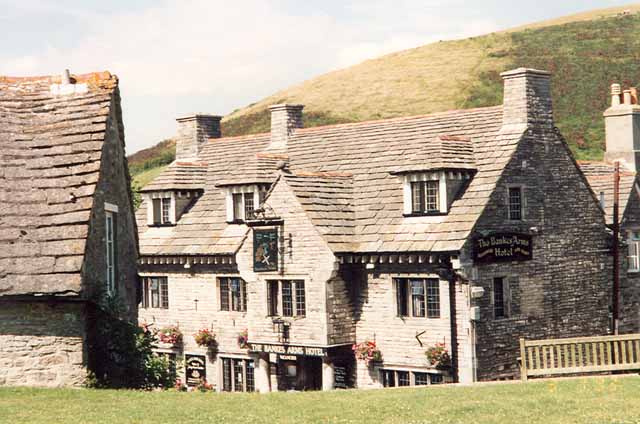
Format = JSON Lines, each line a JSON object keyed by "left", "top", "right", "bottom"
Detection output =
{"left": 129, "top": 4, "right": 640, "bottom": 181}
{"left": 1, "top": 376, "right": 639, "bottom": 424}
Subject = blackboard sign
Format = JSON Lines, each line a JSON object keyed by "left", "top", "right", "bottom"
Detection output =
{"left": 334, "top": 366, "right": 348, "bottom": 389}
{"left": 253, "top": 228, "right": 278, "bottom": 272}
{"left": 473, "top": 232, "right": 532, "bottom": 264}
{"left": 185, "top": 354, "right": 206, "bottom": 386}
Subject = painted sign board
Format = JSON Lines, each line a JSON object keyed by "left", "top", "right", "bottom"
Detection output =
{"left": 473, "top": 232, "right": 533, "bottom": 263}
{"left": 253, "top": 228, "right": 278, "bottom": 272}
{"left": 249, "top": 343, "right": 327, "bottom": 357}
{"left": 185, "top": 354, "right": 207, "bottom": 386}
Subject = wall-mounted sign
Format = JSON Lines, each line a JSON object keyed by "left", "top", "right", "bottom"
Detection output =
{"left": 473, "top": 232, "right": 532, "bottom": 264}
{"left": 253, "top": 228, "right": 278, "bottom": 272}
{"left": 249, "top": 343, "right": 327, "bottom": 357}
{"left": 185, "top": 354, "right": 207, "bottom": 386}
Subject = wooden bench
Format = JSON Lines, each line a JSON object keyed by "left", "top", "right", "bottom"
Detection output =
{"left": 519, "top": 334, "right": 640, "bottom": 381}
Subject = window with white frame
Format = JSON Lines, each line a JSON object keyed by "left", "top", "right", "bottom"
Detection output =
{"left": 402, "top": 172, "right": 448, "bottom": 216}
{"left": 381, "top": 369, "right": 444, "bottom": 387}
{"left": 226, "top": 185, "right": 269, "bottom": 222}
{"left": 149, "top": 195, "right": 173, "bottom": 225}
{"left": 628, "top": 231, "right": 640, "bottom": 272}
{"left": 105, "top": 204, "right": 118, "bottom": 295}
{"left": 395, "top": 278, "right": 440, "bottom": 318}
{"left": 507, "top": 186, "right": 524, "bottom": 221}
{"left": 141, "top": 277, "right": 169, "bottom": 309}
{"left": 266, "top": 279, "right": 305, "bottom": 317}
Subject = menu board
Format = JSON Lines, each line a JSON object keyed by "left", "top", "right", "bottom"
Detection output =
{"left": 185, "top": 354, "right": 206, "bottom": 386}
{"left": 334, "top": 366, "right": 348, "bottom": 389}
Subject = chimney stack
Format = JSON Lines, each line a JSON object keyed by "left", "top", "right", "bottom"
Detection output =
{"left": 604, "top": 83, "right": 640, "bottom": 172}
{"left": 500, "top": 68, "right": 553, "bottom": 129}
{"left": 175, "top": 114, "right": 222, "bottom": 160}
{"left": 268, "top": 104, "right": 304, "bottom": 150}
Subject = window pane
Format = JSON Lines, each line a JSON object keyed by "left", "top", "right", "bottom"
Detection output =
{"left": 150, "top": 278, "right": 160, "bottom": 308}
{"left": 425, "top": 181, "right": 439, "bottom": 211}
{"left": 220, "top": 278, "right": 230, "bottom": 311}
{"left": 233, "top": 193, "right": 243, "bottom": 221}
{"left": 222, "top": 358, "right": 232, "bottom": 392}
{"left": 397, "top": 371, "right": 410, "bottom": 386}
{"left": 494, "top": 277, "right": 505, "bottom": 318}
{"left": 267, "top": 281, "right": 279, "bottom": 316}
{"left": 282, "top": 281, "right": 293, "bottom": 317}
{"left": 629, "top": 241, "right": 639, "bottom": 271}
{"left": 414, "top": 372, "right": 428, "bottom": 386}
{"left": 233, "top": 359, "right": 244, "bottom": 392}
{"left": 244, "top": 193, "right": 255, "bottom": 220}
{"left": 411, "top": 182, "right": 425, "bottom": 213}
{"left": 411, "top": 280, "right": 426, "bottom": 317}
{"left": 161, "top": 198, "right": 171, "bottom": 224}
{"left": 258, "top": 190, "right": 267, "bottom": 206}
{"left": 160, "top": 278, "right": 169, "bottom": 309}
{"left": 508, "top": 187, "right": 522, "bottom": 220}
{"left": 382, "top": 370, "right": 395, "bottom": 387}
{"left": 396, "top": 279, "right": 409, "bottom": 317}
{"left": 246, "top": 360, "right": 255, "bottom": 392}
{"left": 142, "top": 278, "right": 149, "bottom": 308}
{"left": 231, "top": 278, "right": 242, "bottom": 311}
{"left": 426, "top": 279, "right": 440, "bottom": 318}
{"left": 295, "top": 280, "right": 306, "bottom": 316}
{"left": 430, "top": 374, "right": 443, "bottom": 384}
{"left": 152, "top": 199, "right": 162, "bottom": 224}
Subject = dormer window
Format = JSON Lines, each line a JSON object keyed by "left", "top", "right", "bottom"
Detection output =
{"left": 402, "top": 172, "right": 448, "bottom": 216}
{"left": 411, "top": 181, "right": 439, "bottom": 213}
{"left": 226, "top": 184, "right": 269, "bottom": 223}
{"left": 146, "top": 192, "right": 176, "bottom": 226}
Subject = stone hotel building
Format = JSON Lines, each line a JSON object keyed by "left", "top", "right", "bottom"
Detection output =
{"left": 137, "top": 68, "right": 635, "bottom": 392}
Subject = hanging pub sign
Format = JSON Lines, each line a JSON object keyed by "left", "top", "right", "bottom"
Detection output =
{"left": 473, "top": 232, "right": 532, "bottom": 264}
{"left": 185, "top": 354, "right": 207, "bottom": 386}
{"left": 253, "top": 228, "right": 278, "bottom": 272}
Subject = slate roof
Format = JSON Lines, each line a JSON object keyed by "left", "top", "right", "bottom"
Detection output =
{"left": 140, "top": 161, "right": 207, "bottom": 192}
{"left": 578, "top": 161, "right": 638, "bottom": 225}
{"left": 284, "top": 172, "right": 355, "bottom": 252}
{"left": 138, "top": 106, "right": 518, "bottom": 256}
{"left": 0, "top": 72, "right": 120, "bottom": 296}
{"left": 391, "top": 135, "right": 476, "bottom": 174}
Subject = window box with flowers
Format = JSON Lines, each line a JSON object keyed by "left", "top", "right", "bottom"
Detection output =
{"left": 237, "top": 329, "right": 249, "bottom": 349}
{"left": 158, "top": 325, "right": 183, "bottom": 347}
{"left": 352, "top": 340, "right": 383, "bottom": 366}
{"left": 194, "top": 328, "right": 218, "bottom": 351}
{"left": 425, "top": 342, "right": 451, "bottom": 370}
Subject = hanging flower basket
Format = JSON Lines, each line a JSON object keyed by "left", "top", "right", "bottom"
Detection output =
{"left": 237, "top": 329, "right": 249, "bottom": 349}
{"left": 158, "top": 325, "right": 183, "bottom": 346}
{"left": 352, "top": 340, "right": 382, "bottom": 366}
{"left": 425, "top": 342, "right": 451, "bottom": 370}
{"left": 194, "top": 328, "right": 218, "bottom": 349}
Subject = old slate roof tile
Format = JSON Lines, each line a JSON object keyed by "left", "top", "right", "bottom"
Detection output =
{"left": 0, "top": 71, "right": 119, "bottom": 296}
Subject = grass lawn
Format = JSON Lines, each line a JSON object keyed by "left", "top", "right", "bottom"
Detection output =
{"left": 1, "top": 376, "right": 639, "bottom": 424}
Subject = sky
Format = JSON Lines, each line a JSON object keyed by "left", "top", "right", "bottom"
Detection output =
{"left": 0, "top": 0, "right": 635, "bottom": 154}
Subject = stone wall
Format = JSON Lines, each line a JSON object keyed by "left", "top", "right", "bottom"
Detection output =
{"left": 0, "top": 301, "right": 86, "bottom": 387}
{"left": 463, "top": 126, "right": 612, "bottom": 381}
{"left": 621, "top": 187, "right": 640, "bottom": 333}
{"left": 83, "top": 93, "right": 139, "bottom": 320}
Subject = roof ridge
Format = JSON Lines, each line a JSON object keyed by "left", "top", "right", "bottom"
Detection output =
{"left": 207, "top": 131, "right": 271, "bottom": 143}
{"left": 0, "top": 71, "right": 114, "bottom": 85}
{"left": 288, "top": 171, "right": 353, "bottom": 178}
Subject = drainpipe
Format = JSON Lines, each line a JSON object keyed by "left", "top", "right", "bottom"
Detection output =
{"left": 613, "top": 161, "right": 620, "bottom": 334}
{"left": 440, "top": 255, "right": 459, "bottom": 383}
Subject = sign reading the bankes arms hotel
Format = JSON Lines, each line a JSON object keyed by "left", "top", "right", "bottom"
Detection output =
{"left": 473, "top": 232, "right": 532, "bottom": 263}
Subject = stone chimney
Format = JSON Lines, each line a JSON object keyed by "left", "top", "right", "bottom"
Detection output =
{"left": 268, "top": 104, "right": 304, "bottom": 150}
{"left": 500, "top": 68, "right": 553, "bottom": 128}
{"left": 175, "top": 114, "right": 222, "bottom": 160}
{"left": 604, "top": 83, "right": 640, "bottom": 172}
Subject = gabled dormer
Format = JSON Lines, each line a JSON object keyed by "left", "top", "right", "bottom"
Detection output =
{"left": 391, "top": 135, "right": 476, "bottom": 216}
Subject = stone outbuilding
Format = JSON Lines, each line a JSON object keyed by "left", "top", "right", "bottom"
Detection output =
{"left": 0, "top": 71, "right": 139, "bottom": 387}
{"left": 137, "top": 68, "right": 620, "bottom": 391}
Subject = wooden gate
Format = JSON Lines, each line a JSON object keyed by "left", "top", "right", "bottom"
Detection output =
{"left": 519, "top": 334, "right": 640, "bottom": 381}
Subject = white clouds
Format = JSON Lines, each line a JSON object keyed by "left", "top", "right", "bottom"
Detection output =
{"left": 0, "top": 0, "right": 500, "bottom": 152}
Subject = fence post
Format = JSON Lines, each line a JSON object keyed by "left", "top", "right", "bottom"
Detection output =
{"left": 520, "top": 338, "right": 528, "bottom": 382}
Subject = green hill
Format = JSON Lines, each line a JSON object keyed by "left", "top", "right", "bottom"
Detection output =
{"left": 130, "top": 4, "right": 640, "bottom": 187}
